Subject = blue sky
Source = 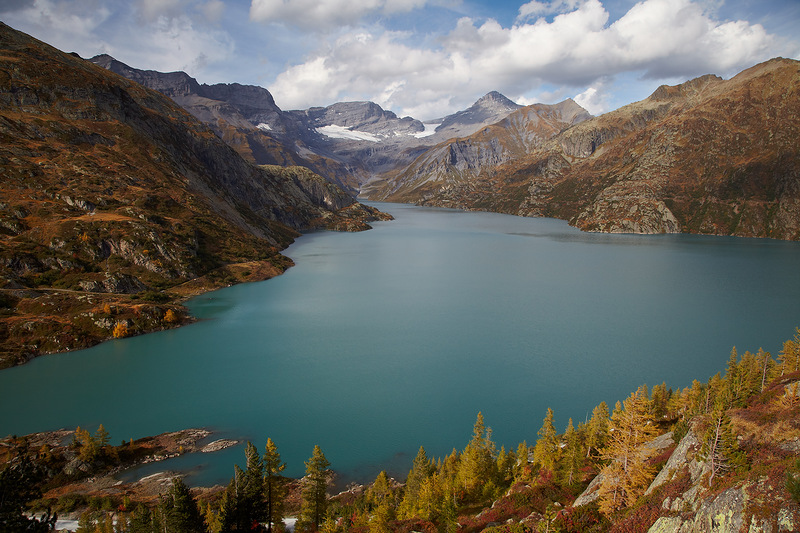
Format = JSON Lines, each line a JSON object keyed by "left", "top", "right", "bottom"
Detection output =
{"left": 2, "top": 0, "right": 798, "bottom": 119}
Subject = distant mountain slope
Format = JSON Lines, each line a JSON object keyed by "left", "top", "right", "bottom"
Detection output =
{"left": 363, "top": 99, "right": 592, "bottom": 202}
{"left": 432, "top": 91, "right": 523, "bottom": 139}
{"left": 375, "top": 58, "right": 800, "bottom": 240}
{"left": 0, "top": 22, "right": 388, "bottom": 367}
{"left": 90, "top": 54, "right": 362, "bottom": 193}
{"left": 89, "top": 54, "right": 531, "bottom": 190}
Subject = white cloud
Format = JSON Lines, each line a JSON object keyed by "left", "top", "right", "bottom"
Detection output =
{"left": 268, "top": 0, "right": 789, "bottom": 118}
{"left": 573, "top": 80, "right": 611, "bottom": 115}
{"left": 249, "top": 0, "right": 427, "bottom": 29}
{"left": 135, "top": 0, "right": 185, "bottom": 22}
{"left": 2, "top": 0, "right": 234, "bottom": 80}
{"left": 199, "top": 0, "right": 225, "bottom": 23}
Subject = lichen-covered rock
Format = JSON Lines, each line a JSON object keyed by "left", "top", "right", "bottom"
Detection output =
{"left": 647, "top": 426, "right": 707, "bottom": 495}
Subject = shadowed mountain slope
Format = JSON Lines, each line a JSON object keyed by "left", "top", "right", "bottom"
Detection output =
{"left": 0, "top": 22, "right": 388, "bottom": 366}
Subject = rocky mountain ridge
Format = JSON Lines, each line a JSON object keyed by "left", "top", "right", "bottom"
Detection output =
{"left": 369, "top": 58, "right": 800, "bottom": 240}
{"left": 0, "top": 23, "right": 389, "bottom": 367}
{"left": 89, "top": 55, "right": 533, "bottom": 191}
{"left": 362, "top": 98, "right": 592, "bottom": 201}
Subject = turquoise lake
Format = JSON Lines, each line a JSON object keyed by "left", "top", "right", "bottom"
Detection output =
{"left": 1, "top": 202, "right": 800, "bottom": 487}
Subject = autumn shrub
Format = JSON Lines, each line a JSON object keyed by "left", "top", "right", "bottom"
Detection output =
{"left": 786, "top": 458, "right": 800, "bottom": 503}
{"left": 392, "top": 518, "right": 437, "bottom": 533}
{"left": 481, "top": 522, "right": 532, "bottom": 533}
{"left": 552, "top": 504, "right": 608, "bottom": 533}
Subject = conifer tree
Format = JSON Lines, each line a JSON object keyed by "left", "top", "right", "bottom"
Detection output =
{"left": 161, "top": 477, "right": 207, "bottom": 533}
{"left": 239, "top": 442, "right": 266, "bottom": 528}
{"left": 584, "top": 402, "right": 609, "bottom": 459}
{"left": 458, "top": 412, "right": 497, "bottom": 500}
{"left": 597, "top": 386, "right": 659, "bottom": 516}
{"left": 533, "top": 408, "right": 559, "bottom": 473}
{"left": 415, "top": 472, "right": 443, "bottom": 522}
{"left": 778, "top": 328, "right": 800, "bottom": 375}
{"left": 298, "top": 445, "right": 331, "bottom": 532}
{"left": 263, "top": 438, "right": 287, "bottom": 533}
{"left": 219, "top": 466, "right": 246, "bottom": 531}
{"left": 650, "top": 383, "right": 670, "bottom": 420}
{"left": 700, "top": 402, "right": 746, "bottom": 485}
{"left": 368, "top": 471, "right": 394, "bottom": 533}
{"left": 757, "top": 348, "right": 775, "bottom": 393}
{"left": 513, "top": 441, "right": 529, "bottom": 481}
{"left": 399, "top": 446, "right": 434, "bottom": 519}
{"left": 560, "top": 419, "right": 583, "bottom": 486}
{"left": 495, "top": 446, "right": 516, "bottom": 486}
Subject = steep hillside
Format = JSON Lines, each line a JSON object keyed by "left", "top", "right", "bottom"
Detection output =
{"left": 0, "top": 23, "right": 389, "bottom": 367}
{"left": 376, "top": 59, "right": 800, "bottom": 240}
{"left": 90, "top": 54, "right": 361, "bottom": 194}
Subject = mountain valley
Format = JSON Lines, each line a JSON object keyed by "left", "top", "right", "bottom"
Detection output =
{"left": 90, "top": 52, "right": 800, "bottom": 241}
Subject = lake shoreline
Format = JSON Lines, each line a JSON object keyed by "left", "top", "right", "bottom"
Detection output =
{"left": 0, "top": 255, "right": 295, "bottom": 371}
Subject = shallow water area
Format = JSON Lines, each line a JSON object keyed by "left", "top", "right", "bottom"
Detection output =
{"left": 1, "top": 202, "right": 799, "bottom": 487}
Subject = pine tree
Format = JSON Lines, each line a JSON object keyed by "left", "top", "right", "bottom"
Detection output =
{"left": 74, "top": 426, "right": 98, "bottom": 463}
{"left": 368, "top": 471, "right": 394, "bottom": 533}
{"left": 533, "top": 408, "right": 559, "bottom": 473}
{"left": 700, "top": 403, "right": 746, "bottom": 485}
{"left": 561, "top": 419, "right": 583, "bottom": 486}
{"left": 457, "top": 412, "right": 497, "bottom": 501}
{"left": 415, "top": 471, "right": 444, "bottom": 522}
{"left": 757, "top": 348, "right": 775, "bottom": 393}
{"left": 786, "top": 458, "right": 800, "bottom": 504}
{"left": 724, "top": 347, "right": 743, "bottom": 407}
{"left": 162, "top": 477, "right": 207, "bottom": 533}
{"left": 513, "top": 441, "right": 529, "bottom": 481}
{"left": 650, "top": 383, "right": 670, "bottom": 420}
{"left": 298, "top": 445, "right": 331, "bottom": 532}
{"left": 584, "top": 402, "right": 609, "bottom": 459}
{"left": 495, "top": 446, "right": 516, "bottom": 486}
{"left": 219, "top": 467, "right": 243, "bottom": 531}
{"left": 398, "top": 446, "right": 434, "bottom": 519}
{"left": 597, "top": 386, "right": 659, "bottom": 516}
{"left": 263, "top": 438, "right": 286, "bottom": 533}
{"left": 235, "top": 442, "right": 267, "bottom": 529}
{"left": 778, "top": 328, "right": 800, "bottom": 375}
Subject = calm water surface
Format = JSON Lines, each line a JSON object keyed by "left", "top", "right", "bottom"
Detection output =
{"left": 1, "top": 203, "right": 800, "bottom": 487}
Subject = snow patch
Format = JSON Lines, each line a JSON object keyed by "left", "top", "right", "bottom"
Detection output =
{"left": 317, "top": 124, "right": 381, "bottom": 142}
{"left": 412, "top": 123, "right": 438, "bottom": 138}
{"left": 257, "top": 123, "right": 272, "bottom": 131}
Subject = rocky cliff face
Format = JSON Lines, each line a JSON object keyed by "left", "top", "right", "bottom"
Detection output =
{"left": 0, "top": 22, "right": 389, "bottom": 367}
{"left": 371, "top": 59, "right": 800, "bottom": 240}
